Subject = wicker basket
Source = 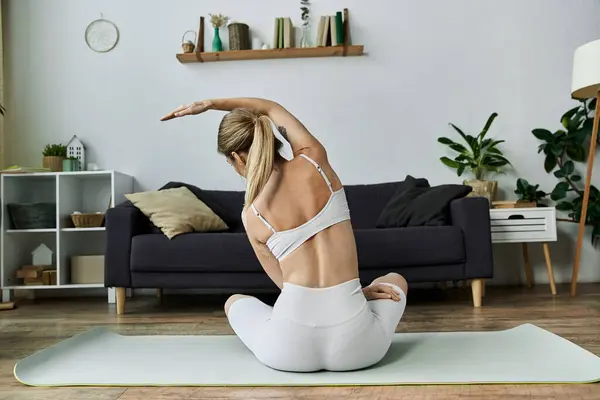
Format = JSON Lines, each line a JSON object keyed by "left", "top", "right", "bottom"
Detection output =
{"left": 7, "top": 203, "right": 56, "bottom": 229}
{"left": 228, "top": 23, "right": 250, "bottom": 50}
{"left": 71, "top": 213, "right": 105, "bottom": 228}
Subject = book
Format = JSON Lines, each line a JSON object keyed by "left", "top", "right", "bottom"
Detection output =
{"left": 273, "top": 17, "right": 280, "bottom": 49}
{"left": 278, "top": 17, "right": 284, "bottom": 49}
{"left": 1, "top": 165, "right": 50, "bottom": 174}
{"left": 316, "top": 16, "right": 326, "bottom": 46}
{"left": 336, "top": 11, "right": 344, "bottom": 45}
{"left": 321, "top": 16, "right": 331, "bottom": 46}
{"left": 330, "top": 16, "right": 338, "bottom": 46}
{"left": 284, "top": 17, "right": 293, "bottom": 48}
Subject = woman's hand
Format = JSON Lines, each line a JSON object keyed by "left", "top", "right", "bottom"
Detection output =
{"left": 362, "top": 284, "right": 401, "bottom": 301}
{"left": 160, "top": 100, "right": 213, "bottom": 121}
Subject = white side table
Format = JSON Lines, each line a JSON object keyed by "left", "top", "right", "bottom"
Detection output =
{"left": 490, "top": 207, "right": 557, "bottom": 295}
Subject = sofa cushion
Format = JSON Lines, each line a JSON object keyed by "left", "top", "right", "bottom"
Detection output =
{"left": 131, "top": 226, "right": 465, "bottom": 273}
{"left": 376, "top": 178, "right": 472, "bottom": 228}
{"left": 160, "top": 182, "right": 245, "bottom": 232}
{"left": 125, "top": 187, "right": 228, "bottom": 239}
{"left": 354, "top": 226, "right": 465, "bottom": 269}
{"left": 130, "top": 233, "right": 261, "bottom": 273}
{"left": 344, "top": 177, "right": 429, "bottom": 229}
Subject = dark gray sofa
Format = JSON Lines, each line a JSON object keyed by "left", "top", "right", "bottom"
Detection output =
{"left": 105, "top": 180, "right": 493, "bottom": 314}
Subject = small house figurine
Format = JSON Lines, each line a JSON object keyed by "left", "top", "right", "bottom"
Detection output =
{"left": 32, "top": 243, "right": 53, "bottom": 266}
{"left": 66, "top": 135, "right": 85, "bottom": 171}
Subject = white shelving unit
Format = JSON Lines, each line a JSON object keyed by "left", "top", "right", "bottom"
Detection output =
{"left": 1, "top": 170, "right": 134, "bottom": 303}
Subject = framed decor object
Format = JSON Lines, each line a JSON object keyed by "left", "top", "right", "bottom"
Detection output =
{"left": 85, "top": 15, "right": 119, "bottom": 53}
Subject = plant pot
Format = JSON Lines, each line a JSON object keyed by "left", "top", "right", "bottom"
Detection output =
{"left": 62, "top": 159, "right": 81, "bottom": 172}
{"left": 463, "top": 180, "right": 498, "bottom": 203}
{"left": 42, "top": 156, "right": 65, "bottom": 172}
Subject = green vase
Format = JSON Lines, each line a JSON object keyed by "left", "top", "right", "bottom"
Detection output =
{"left": 212, "top": 27, "right": 223, "bottom": 52}
{"left": 62, "top": 159, "right": 80, "bottom": 172}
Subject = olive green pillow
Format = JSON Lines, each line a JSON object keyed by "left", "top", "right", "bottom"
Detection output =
{"left": 125, "top": 187, "right": 228, "bottom": 239}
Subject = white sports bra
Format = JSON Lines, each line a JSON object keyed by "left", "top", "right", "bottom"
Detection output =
{"left": 250, "top": 154, "right": 351, "bottom": 261}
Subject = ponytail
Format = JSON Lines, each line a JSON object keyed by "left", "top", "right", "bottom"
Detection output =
{"left": 245, "top": 115, "right": 275, "bottom": 206}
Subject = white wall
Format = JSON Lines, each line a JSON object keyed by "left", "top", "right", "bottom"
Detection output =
{"left": 4, "top": 0, "right": 600, "bottom": 287}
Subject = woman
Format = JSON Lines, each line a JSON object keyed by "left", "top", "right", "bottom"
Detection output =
{"left": 161, "top": 98, "right": 407, "bottom": 372}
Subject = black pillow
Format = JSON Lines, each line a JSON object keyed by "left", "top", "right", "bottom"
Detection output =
{"left": 375, "top": 176, "right": 428, "bottom": 227}
{"left": 376, "top": 180, "right": 472, "bottom": 228}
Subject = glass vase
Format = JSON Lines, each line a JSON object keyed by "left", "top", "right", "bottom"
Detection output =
{"left": 300, "top": 25, "right": 310, "bottom": 48}
{"left": 212, "top": 27, "right": 223, "bottom": 52}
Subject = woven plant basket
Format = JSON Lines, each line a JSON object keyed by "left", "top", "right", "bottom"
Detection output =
{"left": 42, "top": 156, "right": 64, "bottom": 172}
{"left": 71, "top": 213, "right": 105, "bottom": 228}
{"left": 7, "top": 203, "right": 56, "bottom": 229}
{"left": 464, "top": 180, "right": 498, "bottom": 205}
{"left": 228, "top": 23, "right": 250, "bottom": 50}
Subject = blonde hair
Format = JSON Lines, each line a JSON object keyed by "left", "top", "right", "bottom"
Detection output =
{"left": 217, "top": 108, "right": 282, "bottom": 207}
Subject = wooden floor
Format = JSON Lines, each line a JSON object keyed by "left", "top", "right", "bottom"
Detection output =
{"left": 1, "top": 283, "right": 599, "bottom": 399}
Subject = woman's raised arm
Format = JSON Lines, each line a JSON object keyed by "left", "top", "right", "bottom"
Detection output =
{"left": 161, "top": 97, "right": 325, "bottom": 156}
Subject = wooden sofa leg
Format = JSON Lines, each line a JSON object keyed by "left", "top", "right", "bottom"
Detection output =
{"left": 116, "top": 288, "right": 126, "bottom": 315}
{"left": 471, "top": 279, "right": 483, "bottom": 307}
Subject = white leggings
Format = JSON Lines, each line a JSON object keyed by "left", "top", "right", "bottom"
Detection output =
{"left": 227, "top": 278, "right": 406, "bottom": 372}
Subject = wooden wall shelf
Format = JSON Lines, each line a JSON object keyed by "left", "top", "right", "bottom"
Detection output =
{"left": 176, "top": 45, "right": 364, "bottom": 64}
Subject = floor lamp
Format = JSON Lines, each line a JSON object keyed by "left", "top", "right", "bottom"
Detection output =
{"left": 570, "top": 38, "right": 600, "bottom": 296}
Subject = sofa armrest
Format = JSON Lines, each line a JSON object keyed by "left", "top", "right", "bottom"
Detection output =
{"left": 450, "top": 197, "right": 493, "bottom": 279}
{"left": 104, "top": 203, "right": 152, "bottom": 288}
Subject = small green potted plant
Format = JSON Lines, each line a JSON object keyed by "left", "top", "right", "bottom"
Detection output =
{"left": 437, "top": 112, "right": 511, "bottom": 201}
{"left": 514, "top": 178, "right": 548, "bottom": 207}
{"left": 62, "top": 156, "right": 81, "bottom": 172}
{"left": 42, "top": 144, "right": 67, "bottom": 172}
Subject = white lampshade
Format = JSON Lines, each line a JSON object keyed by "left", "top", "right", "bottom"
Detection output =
{"left": 572, "top": 38, "right": 600, "bottom": 99}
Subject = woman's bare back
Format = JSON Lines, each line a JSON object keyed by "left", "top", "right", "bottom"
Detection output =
{"left": 243, "top": 150, "right": 359, "bottom": 288}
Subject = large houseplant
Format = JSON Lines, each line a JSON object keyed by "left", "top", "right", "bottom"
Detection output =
{"left": 517, "top": 98, "right": 600, "bottom": 242}
{"left": 438, "top": 112, "right": 511, "bottom": 201}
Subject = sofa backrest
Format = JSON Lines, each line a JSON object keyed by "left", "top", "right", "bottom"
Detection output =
{"left": 161, "top": 179, "right": 415, "bottom": 232}
{"left": 201, "top": 190, "right": 245, "bottom": 232}
{"left": 343, "top": 181, "right": 401, "bottom": 229}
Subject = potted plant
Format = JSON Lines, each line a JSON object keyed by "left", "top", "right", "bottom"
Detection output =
{"left": 437, "top": 112, "right": 511, "bottom": 201}
{"left": 520, "top": 98, "right": 600, "bottom": 241}
{"left": 62, "top": 156, "right": 81, "bottom": 172}
{"left": 514, "top": 178, "right": 548, "bottom": 207}
{"left": 42, "top": 144, "right": 67, "bottom": 172}
{"left": 209, "top": 13, "right": 228, "bottom": 52}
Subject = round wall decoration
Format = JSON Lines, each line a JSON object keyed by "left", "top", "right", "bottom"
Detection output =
{"left": 85, "top": 16, "right": 119, "bottom": 53}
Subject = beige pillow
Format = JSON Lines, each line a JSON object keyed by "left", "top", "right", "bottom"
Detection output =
{"left": 125, "top": 187, "right": 228, "bottom": 239}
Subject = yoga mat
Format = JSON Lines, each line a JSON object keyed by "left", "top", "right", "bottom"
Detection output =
{"left": 14, "top": 324, "right": 600, "bottom": 387}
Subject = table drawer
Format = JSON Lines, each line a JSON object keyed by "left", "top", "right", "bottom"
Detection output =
{"left": 489, "top": 207, "right": 556, "bottom": 243}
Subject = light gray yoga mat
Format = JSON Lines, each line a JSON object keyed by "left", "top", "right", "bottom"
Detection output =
{"left": 14, "top": 324, "right": 600, "bottom": 387}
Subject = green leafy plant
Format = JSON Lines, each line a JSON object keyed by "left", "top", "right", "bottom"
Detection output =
{"left": 520, "top": 98, "right": 600, "bottom": 241}
{"left": 514, "top": 178, "right": 548, "bottom": 206}
{"left": 438, "top": 112, "right": 511, "bottom": 180}
{"left": 65, "top": 156, "right": 79, "bottom": 161}
{"left": 42, "top": 144, "right": 67, "bottom": 157}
